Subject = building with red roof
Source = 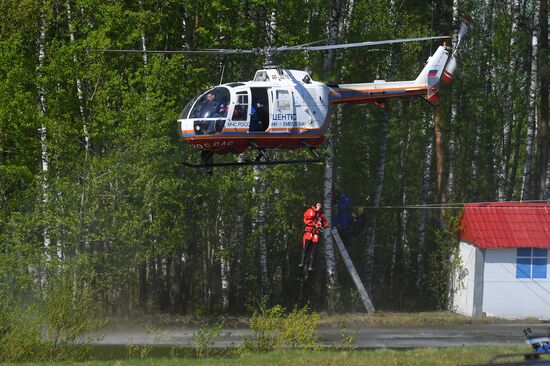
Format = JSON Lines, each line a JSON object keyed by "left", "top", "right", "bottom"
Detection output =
{"left": 451, "top": 203, "right": 550, "bottom": 319}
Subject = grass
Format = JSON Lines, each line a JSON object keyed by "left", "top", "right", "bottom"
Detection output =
{"left": 103, "top": 311, "right": 545, "bottom": 330}
{"left": 316, "top": 311, "right": 545, "bottom": 327}
{"left": 0, "top": 346, "right": 540, "bottom": 366}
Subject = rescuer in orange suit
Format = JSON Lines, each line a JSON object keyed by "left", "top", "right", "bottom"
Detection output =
{"left": 300, "top": 202, "right": 329, "bottom": 271}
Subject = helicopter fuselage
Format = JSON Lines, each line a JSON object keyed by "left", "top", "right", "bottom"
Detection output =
{"left": 178, "top": 68, "right": 330, "bottom": 154}
{"left": 178, "top": 44, "right": 454, "bottom": 155}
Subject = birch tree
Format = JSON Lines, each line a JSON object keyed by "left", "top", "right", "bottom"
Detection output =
{"left": 446, "top": 0, "right": 460, "bottom": 200}
{"left": 365, "top": 104, "right": 389, "bottom": 288}
{"left": 322, "top": 0, "right": 348, "bottom": 301}
{"left": 520, "top": 0, "right": 541, "bottom": 201}
{"left": 539, "top": 0, "right": 549, "bottom": 198}
{"left": 498, "top": 0, "right": 521, "bottom": 201}
{"left": 417, "top": 113, "right": 434, "bottom": 289}
{"left": 66, "top": 0, "right": 92, "bottom": 256}
{"left": 37, "top": 0, "right": 54, "bottom": 263}
{"left": 472, "top": 0, "right": 494, "bottom": 200}
{"left": 257, "top": 169, "right": 271, "bottom": 299}
{"left": 217, "top": 207, "right": 229, "bottom": 310}
{"left": 390, "top": 102, "right": 410, "bottom": 293}
{"left": 364, "top": 0, "right": 399, "bottom": 288}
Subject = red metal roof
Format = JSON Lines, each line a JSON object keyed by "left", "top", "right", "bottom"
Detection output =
{"left": 460, "top": 203, "right": 550, "bottom": 248}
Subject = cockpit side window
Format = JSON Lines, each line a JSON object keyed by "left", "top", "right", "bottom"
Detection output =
{"left": 276, "top": 90, "right": 291, "bottom": 111}
{"left": 232, "top": 92, "right": 249, "bottom": 121}
{"left": 189, "top": 87, "right": 230, "bottom": 119}
{"left": 179, "top": 96, "right": 198, "bottom": 119}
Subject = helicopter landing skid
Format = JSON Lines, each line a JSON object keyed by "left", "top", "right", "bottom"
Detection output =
{"left": 183, "top": 148, "right": 323, "bottom": 168}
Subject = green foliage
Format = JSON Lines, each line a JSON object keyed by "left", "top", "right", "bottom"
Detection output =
{"left": 244, "top": 304, "right": 285, "bottom": 352}
{"left": 191, "top": 321, "right": 225, "bottom": 358}
{"left": 244, "top": 305, "right": 321, "bottom": 351}
{"left": 0, "top": 0, "right": 545, "bottom": 322}
{"left": 339, "top": 316, "right": 357, "bottom": 350}
{"left": 0, "top": 262, "right": 102, "bottom": 362}
{"left": 0, "top": 303, "right": 42, "bottom": 362}
{"left": 281, "top": 306, "right": 321, "bottom": 349}
{"left": 427, "top": 209, "right": 464, "bottom": 309}
{"left": 126, "top": 343, "right": 153, "bottom": 360}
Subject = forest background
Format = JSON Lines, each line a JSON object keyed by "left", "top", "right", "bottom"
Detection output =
{"left": 0, "top": 0, "right": 548, "bottom": 320}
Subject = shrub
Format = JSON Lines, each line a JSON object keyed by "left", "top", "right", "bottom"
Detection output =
{"left": 281, "top": 306, "right": 320, "bottom": 349}
{"left": 0, "top": 304, "right": 42, "bottom": 362}
{"left": 0, "top": 260, "right": 103, "bottom": 362}
{"left": 191, "top": 321, "right": 225, "bottom": 358}
{"left": 244, "top": 305, "right": 321, "bottom": 351}
{"left": 40, "top": 263, "right": 103, "bottom": 361}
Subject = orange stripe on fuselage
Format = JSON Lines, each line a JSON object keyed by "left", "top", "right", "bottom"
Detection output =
{"left": 182, "top": 133, "right": 323, "bottom": 141}
{"left": 182, "top": 128, "right": 321, "bottom": 135}
{"left": 267, "top": 127, "right": 317, "bottom": 132}
{"left": 331, "top": 90, "right": 427, "bottom": 103}
{"left": 328, "top": 85, "right": 427, "bottom": 95}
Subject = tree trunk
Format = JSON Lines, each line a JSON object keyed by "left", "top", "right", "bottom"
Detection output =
{"left": 322, "top": 134, "right": 337, "bottom": 292}
{"left": 417, "top": 113, "right": 434, "bottom": 289}
{"left": 139, "top": 261, "right": 147, "bottom": 309}
{"left": 473, "top": 0, "right": 494, "bottom": 201}
{"left": 538, "top": 0, "right": 549, "bottom": 199}
{"left": 233, "top": 206, "right": 245, "bottom": 310}
{"left": 66, "top": 0, "right": 91, "bottom": 256}
{"left": 520, "top": 0, "right": 541, "bottom": 201}
{"left": 365, "top": 103, "right": 389, "bottom": 289}
{"left": 217, "top": 208, "right": 229, "bottom": 311}
{"left": 254, "top": 167, "right": 270, "bottom": 299}
{"left": 498, "top": 0, "right": 521, "bottom": 201}
{"left": 38, "top": 0, "right": 53, "bottom": 265}
{"left": 322, "top": 0, "right": 349, "bottom": 297}
{"left": 508, "top": 120, "right": 523, "bottom": 199}
{"left": 434, "top": 107, "right": 445, "bottom": 219}
{"left": 390, "top": 103, "right": 409, "bottom": 294}
{"left": 139, "top": 0, "right": 148, "bottom": 68}
{"left": 446, "top": 0, "right": 460, "bottom": 200}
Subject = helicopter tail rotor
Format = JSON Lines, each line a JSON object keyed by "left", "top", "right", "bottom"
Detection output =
{"left": 441, "top": 16, "right": 471, "bottom": 84}
{"left": 414, "top": 16, "right": 470, "bottom": 104}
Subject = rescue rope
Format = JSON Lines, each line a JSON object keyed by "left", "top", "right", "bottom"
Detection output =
{"left": 347, "top": 200, "right": 550, "bottom": 210}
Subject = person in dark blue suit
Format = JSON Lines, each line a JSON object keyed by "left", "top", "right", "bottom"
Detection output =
{"left": 333, "top": 194, "right": 352, "bottom": 236}
{"left": 249, "top": 99, "right": 266, "bottom": 131}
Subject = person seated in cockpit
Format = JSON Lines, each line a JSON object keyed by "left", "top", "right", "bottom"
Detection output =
{"left": 214, "top": 100, "right": 227, "bottom": 118}
{"left": 200, "top": 92, "right": 216, "bottom": 117}
{"left": 199, "top": 92, "right": 226, "bottom": 118}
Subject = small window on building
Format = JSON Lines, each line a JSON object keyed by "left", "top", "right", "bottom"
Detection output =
{"left": 516, "top": 248, "right": 548, "bottom": 279}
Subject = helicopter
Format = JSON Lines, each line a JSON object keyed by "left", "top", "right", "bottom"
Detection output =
{"left": 97, "top": 19, "right": 469, "bottom": 168}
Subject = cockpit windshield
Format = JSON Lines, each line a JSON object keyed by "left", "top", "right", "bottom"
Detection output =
{"left": 188, "top": 87, "right": 230, "bottom": 119}
{"left": 179, "top": 96, "right": 198, "bottom": 119}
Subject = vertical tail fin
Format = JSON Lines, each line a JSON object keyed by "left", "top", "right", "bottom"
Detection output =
{"left": 415, "top": 45, "right": 450, "bottom": 105}
{"left": 416, "top": 17, "right": 470, "bottom": 105}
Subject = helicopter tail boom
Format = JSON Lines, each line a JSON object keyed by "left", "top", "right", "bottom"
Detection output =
{"left": 328, "top": 45, "right": 452, "bottom": 106}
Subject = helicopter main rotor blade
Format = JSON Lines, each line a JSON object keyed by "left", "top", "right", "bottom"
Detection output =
{"left": 275, "top": 39, "right": 329, "bottom": 51}
{"left": 89, "top": 35, "right": 450, "bottom": 56}
{"left": 89, "top": 48, "right": 257, "bottom": 55}
{"left": 299, "top": 36, "right": 450, "bottom": 52}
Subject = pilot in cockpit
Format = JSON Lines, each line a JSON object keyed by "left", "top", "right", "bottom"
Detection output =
{"left": 200, "top": 92, "right": 226, "bottom": 118}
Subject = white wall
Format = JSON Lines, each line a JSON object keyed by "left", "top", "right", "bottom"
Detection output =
{"left": 451, "top": 242, "right": 477, "bottom": 316}
{"left": 483, "top": 248, "right": 550, "bottom": 319}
